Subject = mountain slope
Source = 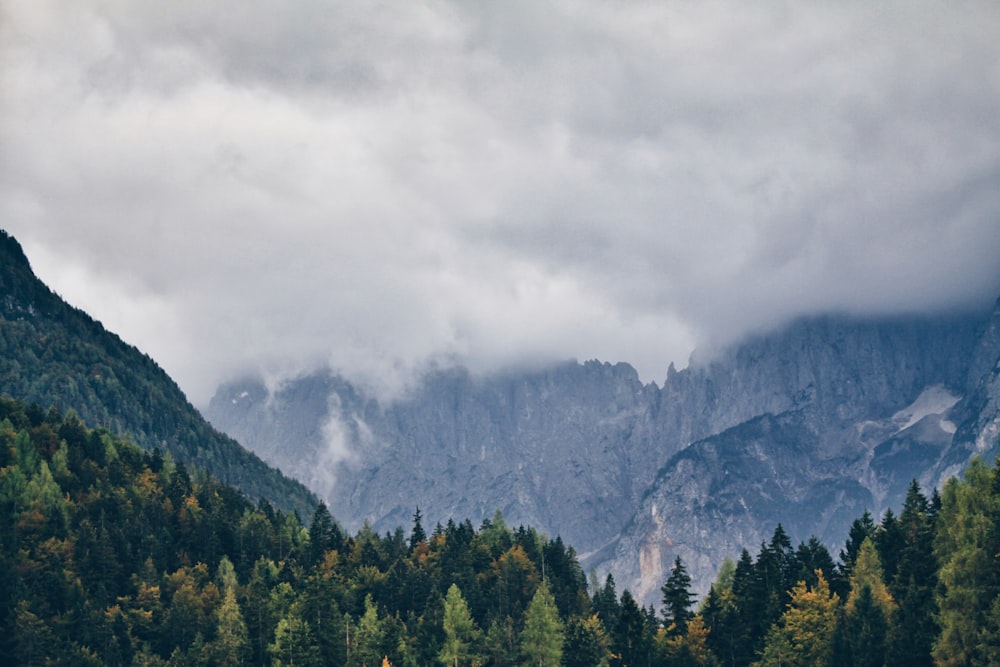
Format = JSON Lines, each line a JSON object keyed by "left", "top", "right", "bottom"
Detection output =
{"left": 0, "top": 230, "right": 316, "bottom": 516}
{"left": 608, "top": 305, "right": 1000, "bottom": 601}
{"left": 207, "top": 304, "right": 996, "bottom": 600}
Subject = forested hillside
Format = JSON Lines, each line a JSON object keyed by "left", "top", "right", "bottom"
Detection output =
{"left": 2, "top": 396, "right": 998, "bottom": 666}
{"left": 0, "top": 230, "right": 316, "bottom": 516}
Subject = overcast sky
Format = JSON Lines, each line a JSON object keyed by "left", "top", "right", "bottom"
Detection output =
{"left": 2, "top": 0, "right": 999, "bottom": 405}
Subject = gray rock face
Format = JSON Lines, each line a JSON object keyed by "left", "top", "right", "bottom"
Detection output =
{"left": 206, "top": 308, "right": 998, "bottom": 604}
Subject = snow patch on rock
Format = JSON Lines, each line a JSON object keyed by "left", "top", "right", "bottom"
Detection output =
{"left": 893, "top": 385, "right": 961, "bottom": 433}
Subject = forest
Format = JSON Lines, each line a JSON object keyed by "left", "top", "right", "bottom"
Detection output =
{"left": 1, "top": 395, "right": 998, "bottom": 666}
{"left": 0, "top": 229, "right": 317, "bottom": 519}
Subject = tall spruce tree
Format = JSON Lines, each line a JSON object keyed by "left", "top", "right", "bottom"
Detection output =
{"left": 662, "top": 555, "right": 695, "bottom": 637}
{"left": 886, "top": 480, "right": 938, "bottom": 667}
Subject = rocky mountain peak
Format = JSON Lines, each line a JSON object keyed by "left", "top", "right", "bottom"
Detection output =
{"left": 206, "top": 304, "right": 998, "bottom": 602}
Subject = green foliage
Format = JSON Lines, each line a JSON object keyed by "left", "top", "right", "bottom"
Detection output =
{"left": 440, "top": 583, "right": 481, "bottom": 667}
{"left": 662, "top": 555, "right": 695, "bottom": 636}
{"left": 520, "top": 581, "right": 563, "bottom": 666}
{"left": 0, "top": 229, "right": 316, "bottom": 517}
{"left": 755, "top": 572, "right": 839, "bottom": 667}
{"left": 2, "top": 388, "right": 999, "bottom": 667}
{"left": 933, "top": 457, "right": 1000, "bottom": 666}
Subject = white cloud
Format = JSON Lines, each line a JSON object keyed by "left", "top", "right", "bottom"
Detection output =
{"left": 2, "top": 0, "right": 999, "bottom": 404}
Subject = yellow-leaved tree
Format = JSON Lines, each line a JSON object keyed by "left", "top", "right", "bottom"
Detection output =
{"left": 755, "top": 570, "right": 840, "bottom": 667}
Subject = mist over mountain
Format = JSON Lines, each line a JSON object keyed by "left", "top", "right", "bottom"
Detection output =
{"left": 207, "top": 302, "right": 1000, "bottom": 602}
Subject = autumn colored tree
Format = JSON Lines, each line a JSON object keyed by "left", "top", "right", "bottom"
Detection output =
{"left": 563, "top": 614, "right": 612, "bottom": 667}
{"left": 755, "top": 571, "right": 839, "bottom": 667}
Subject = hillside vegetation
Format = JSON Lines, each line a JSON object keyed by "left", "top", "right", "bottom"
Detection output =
{"left": 0, "top": 230, "right": 316, "bottom": 516}
{"left": 1, "top": 396, "right": 998, "bottom": 666}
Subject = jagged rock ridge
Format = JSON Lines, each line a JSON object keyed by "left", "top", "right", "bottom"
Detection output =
{"left": 206, "top": 305, "right": 1000, "bottom": 603}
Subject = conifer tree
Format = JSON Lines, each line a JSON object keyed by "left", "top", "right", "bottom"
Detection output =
{"left": 845, "top": 538, "right": 895, "bottom": 621}
{"left": 563, "top": 614, "right": 612, "bottom": 667}
{"left": 521, "top": 580, "right": 564, "bottom": 666}
{"left": 661, "top": 555, "right": 695, "bottom": 636}
{"left": 350, "top": 594, "right": 385, "bottom": 667}
{"left": 886, "top": 480, "right": 938, "bottom": 667}
{"left": 933, "top": 458, "right": 1000, "bottom": 666}
{"left": 269, "top": 602, "right": 321, "bottom": 667}
{"left": 839, "top": 510, "right": 876, "bottom": 588}
{"left": 409, "top": 507, "right": 426, "bottom": 551}
{"left": 613, "top": 590, "right": 651, "bottom": 667}
{"left": 308, "top": 501, "right": 338, "bottom": 565}
{"left": 843, "top": 585, "right": 889, "bottom": 667}
{"left": 208, "top": 586, "right": 250, "bottom": 667}
{"left": 485, "top": 615, "right": 518, "bottom": 667}
{"left": 592, "top": 573, "right": 620, "bottom": 630}
{"left": 440, "top": 583, "right": 481, "bottom": 667}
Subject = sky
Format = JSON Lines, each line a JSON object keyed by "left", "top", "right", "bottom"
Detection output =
{"left": 2, "top": 0, "right": 999, "bottom": 406}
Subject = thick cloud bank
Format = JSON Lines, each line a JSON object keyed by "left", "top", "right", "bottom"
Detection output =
{"left": 2, "top": 1, "right": 999, "bottom": 403}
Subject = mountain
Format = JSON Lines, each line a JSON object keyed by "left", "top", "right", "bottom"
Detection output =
{"left": 207, "top": 301, "right": 1000, "bottom": 601}
{"left": 0, "top": 230, "right": 316, "bottom": 516}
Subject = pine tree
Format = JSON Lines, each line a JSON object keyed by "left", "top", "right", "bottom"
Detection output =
{"left": 308, "top": 501, "right": 339, "bottom": 565}
{"left": 269, "top": 603, "right": 321, "bottom": 667}
{"left": 409, "top": 507, "right": 426, "bottom": 552}
{"left": 350, "top": 594, "right": 385, "bottom": 667}
{"left": 207, "top": 587, "right": 250, "bottom": 667}
{"left": 886, "top": 480, "right": 937, "bottom": 667}
{"left": 844, "top": 585, "right": 888, "bottom": 667}
{"left": 521, "top": 581, "right": 564, "bottom": 667}
{"left": 440, "top": 583, "right": 481, "bottom": 667}
{"left": 592, "top": 573, "right": 620, "bottom": 630}
{"left": 933, "top": 458, "right": 1000, "bottom": 666}
{"left": 845, "top": 538, "right": 895, "bottom": 621}
{"left": 563, "top": 614, "right": 612, "bottom": 667}
{"left": 662, "top": 555, "right": 695, "bottom": 636}
{"left": 839, "top": 510, "right": 876, "bottom": 594}
{"left": 613, "top": 590, "right": 651, "bottom": 667}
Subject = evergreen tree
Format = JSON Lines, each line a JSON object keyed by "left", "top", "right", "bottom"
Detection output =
{"left": 843, "top": 585, "right": 888, "bottom": 667}
{"left": 207, "top": 587, "right": 250, "bottom": 667}
{"left": 730, "top": 548, "right": 761, "bottom": 666}
{"left": 793, "top": 536, "right": 838, "bottom": 592}
{"left": 409, "top": 507, "right": 427, "bottom": 552}
{"left": 933, "top": 458, "right": 1000, "bottom": 666}
{"left": 612, "top": 590, "right": 651, "bottom": 667}
{"left": 484, "top": 616, "right": 518, "bottom": 667}
{"left": 440, "top": 584, "right": 481, "bottom": 667}
{"left": 839, "top": 510, "right": 876, "bottom": 590}
{"left": 662, "top": 555, "right": 695, "bottom": 636}
{"left": 562, "top": 614, "right": 612, "bottom": 667}
{"left": 701, "top": 582, "right": 739, "bottom": 667}
{"left": 520, "top": 580, "right": 564, "bottom": 667}
{"left": 845, "top": 538, "right": 895, "bottom": 621}
{"left": 886, "top": 480, "right": 938, "bottom": 667}
{"left": 269, "top": 603, "right": 321, "bottom": 667}
{"left": 350, "top": 594, "right": 386, "bottom": 667}
{"left": 308, "top": 501, "right": 339, "bottom": 565}
{"left": 592, "top": 573, "right": 620, "bottom": 630}
{"left": 875, "top": 508, "right": 905, "bottom": 585}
